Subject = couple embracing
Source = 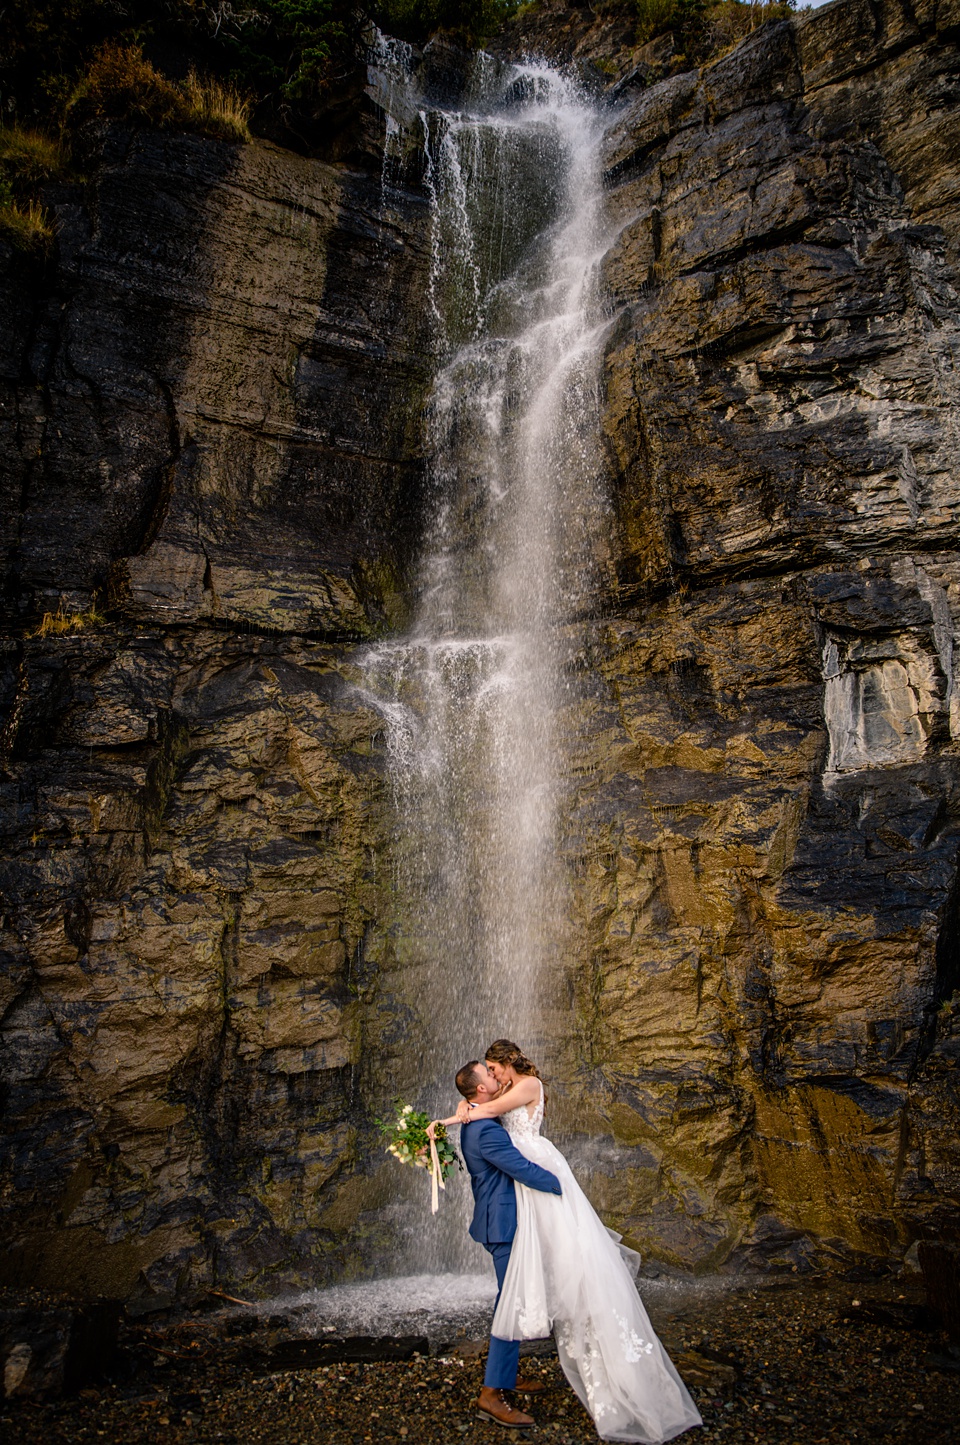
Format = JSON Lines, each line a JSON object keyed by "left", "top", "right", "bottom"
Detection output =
{"left": 430, "top": 1039, "right": 702, "bottom": 1442}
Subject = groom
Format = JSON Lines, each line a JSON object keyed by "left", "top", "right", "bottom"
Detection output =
{"left": 455, "top": 1060, "right": 561, "bottom": 1429}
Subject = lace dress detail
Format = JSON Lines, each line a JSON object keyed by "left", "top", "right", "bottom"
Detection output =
{"left": 490, "top": 1082, "right": 701, "bottom": 1444}
{"left": 500, "top": 1084, "right": 544, "bottom": 1144}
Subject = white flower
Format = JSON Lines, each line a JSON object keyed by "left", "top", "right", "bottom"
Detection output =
{"left": 398, "top": 1120, "right": 406, "bottom": 1131}
{"left": 402, "top": 1105, "right": 413, "bottom": 1114}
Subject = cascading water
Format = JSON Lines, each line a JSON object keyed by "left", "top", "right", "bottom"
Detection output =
{"left": 363, "top": 36, "right": 614, "bottom": 1268}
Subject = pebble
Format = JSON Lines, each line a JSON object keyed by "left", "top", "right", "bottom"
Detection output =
{"left": 1, "top": 1278, "right": 958, "bottom": 1443}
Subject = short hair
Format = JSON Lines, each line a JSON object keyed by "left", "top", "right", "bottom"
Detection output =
{"left": 456, "top": 1061, "right": 483, "bottom": 1099}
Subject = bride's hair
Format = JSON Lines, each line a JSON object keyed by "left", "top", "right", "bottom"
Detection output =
{"left": 485, "top": 1039, "right": 547, "bottom": 1102}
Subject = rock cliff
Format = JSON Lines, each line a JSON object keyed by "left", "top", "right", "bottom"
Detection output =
{"left": 558, "top": 0, "right": 960, "bottom": 1270}
{"left": 0, "top": 124, "right": 432, "bottom": 1297}
{"left": 2, "top": 0, "right": 960, "bottom": 1299}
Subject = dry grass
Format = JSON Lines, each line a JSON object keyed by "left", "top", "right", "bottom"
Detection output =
{"left": 30, "top": 597, "right": 106, "bottom": 637}
{"left": 0, "top": 196, "right": 54, "bottom": 251}
{"left": 181, "top": 71, "right": 252, "bottom": 144}
{"left": 67, "top": 45, "right": 251, "bottom": 144}
{"left": 634, "top": 0, "right": 797, "bottom": 53}
{"left": 0, "top": 124, "right": 64, "bottom": 251}
{"left": 0, "top": 125, "right": 66, "bottom": 183}
{"left": 703, "top": 0, "right": 796, "bottom": 53}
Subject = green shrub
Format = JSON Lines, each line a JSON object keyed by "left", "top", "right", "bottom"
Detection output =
{"left": 634, "top": 0, "right": 796, "bottom": 59}
{"left": 0, "top": 2, "right": 354, "bottom": 136}
{"left": 215, "top": 0, "right": 352, "bottom": 102}
{"left": 703, "top": 0, "right": 796, "bottom": 56}
{"left": 635, "top": 0, "right": 700, "bottom": 47}
{"left": 370, "top": 1, "right": 525, "bottom": 44}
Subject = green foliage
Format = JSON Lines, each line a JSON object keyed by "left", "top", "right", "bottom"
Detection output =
{"left": 635, "top": 0, "right": 703, "bottom": 48}
{"left": 370, "top": 1, "right": 525, "bottom": 44}
{"left": 0, "top": 0, "right": 799, "bottom": 155}
{"left": 378, "top": 1101, "right": 462, "bottom": 1182}
{"left": 0, "top": 2, "right": 357, "bottom": 130}
{"left": 214, "top": 1, "right": 352, "bottom": 102}
{"left": 702, "top": 0, "right": 797, "bottom": 57}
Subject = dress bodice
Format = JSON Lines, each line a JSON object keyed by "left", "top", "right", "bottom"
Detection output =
{"left": 501, "top": 1079, "right": 544, "bottom": 1144}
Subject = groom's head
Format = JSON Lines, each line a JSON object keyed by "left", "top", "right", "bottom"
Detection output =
{"left": 455, "top": 1060, "right": 498, "bottom": 1102}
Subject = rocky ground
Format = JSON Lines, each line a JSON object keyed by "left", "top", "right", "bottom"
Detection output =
{"left": 3, "top": 1276, "right": 959, "bottom": 1443}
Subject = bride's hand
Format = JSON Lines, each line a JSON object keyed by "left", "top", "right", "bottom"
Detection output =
{"left": 455, "top": 1101, "right": 471, "bottom": 1124}
{"left": 427, "top": 1120, "right": 439, "bottom": 1140}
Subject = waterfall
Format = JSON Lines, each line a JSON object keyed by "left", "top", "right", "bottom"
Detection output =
{"left": 363, "top": 36, "right": 613, "bottom": 1268}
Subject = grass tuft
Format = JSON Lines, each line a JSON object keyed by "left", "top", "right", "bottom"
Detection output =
{"left": 30, "top": 596, "right": 106, "bottom": 637}
{"left": 0, "top": 196, "right": 54, "bottom": 252}
{"left": 0, "top": 125, "right": 66, "bottom": 184}
{"left": 66, "top": 44, "right": 251, "bottom": 144}
{"left": 181, "top": 71, "right": 252, "bottom": 144}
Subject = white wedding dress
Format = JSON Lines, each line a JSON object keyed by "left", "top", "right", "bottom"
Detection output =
{"left": 490, "top": 1083, "right": 702, "bottom": 1443}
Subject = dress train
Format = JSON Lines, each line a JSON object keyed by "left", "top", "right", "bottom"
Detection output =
{"left": 490, "top": 1084, "right": 702, "bottom": 1443}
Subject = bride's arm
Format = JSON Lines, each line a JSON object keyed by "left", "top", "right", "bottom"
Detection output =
{"left": 426, "top": 1114, "right": 459, "bottom": 1139}
{"left": 459, "top": 1077, "right": 539, "bottom": 1122}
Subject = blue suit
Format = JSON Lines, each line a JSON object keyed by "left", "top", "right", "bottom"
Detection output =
{"left": 460, "top": 1116, "right": 561, "bottom": 1388}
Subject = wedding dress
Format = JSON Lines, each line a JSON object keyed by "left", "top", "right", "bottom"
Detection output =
{"left": 490, "top": 1083, "right": 702, "bottom": 1443}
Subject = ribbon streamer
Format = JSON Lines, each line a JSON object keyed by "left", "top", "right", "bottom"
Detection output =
{"left": 429, "top": 1135, "right": 446, "bottom": 1214}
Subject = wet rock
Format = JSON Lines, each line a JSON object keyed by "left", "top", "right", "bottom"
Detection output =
{"left": 249, "top": 1334, "right": 430, "bottom": 1372}
{"left": 919, "top": 1242, "right": 960, "bottom": 1340}
{"left": 674, "top": 1347, "right": 739, "bottom": 1388}
{"left": 0, "top": 1298, "right": 120, "bottom": 1398}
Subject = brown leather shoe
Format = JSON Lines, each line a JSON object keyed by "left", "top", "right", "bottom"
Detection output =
{"left": 512, "top": 1377, "right": 547, "bottom": 1394}
{"left": 477, "top": 1386, "right": 535, "bottom": 1428}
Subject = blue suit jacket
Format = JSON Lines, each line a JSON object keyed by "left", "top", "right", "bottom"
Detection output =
{"left": 460, "top": 1116, "right": 561, "bottom": 1245}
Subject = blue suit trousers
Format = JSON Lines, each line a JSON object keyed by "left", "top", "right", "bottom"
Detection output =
{"left": 483, "top": 1241, "right": 520, "bottom": 1389}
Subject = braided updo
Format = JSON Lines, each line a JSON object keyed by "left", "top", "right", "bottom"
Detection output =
{"left": 484, "top": 1039, "right": 547, "bottom": 1102}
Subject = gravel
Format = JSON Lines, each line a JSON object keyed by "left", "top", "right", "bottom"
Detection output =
{"left": 3, "top": 1276, "right": 958, "bottom": 1443}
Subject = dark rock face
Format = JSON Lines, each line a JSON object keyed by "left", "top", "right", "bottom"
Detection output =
{"left": 0, "top": 1296, "right": 119, "bottom": 1398}
{"left": 552, "top": 0, "right": 960, "bottom": 1269}
{"left": 2, "top": 0, "right": 960, "bottom": 1299}
{"left": 0, "top": 124, "right": 431, "bottom": 1298}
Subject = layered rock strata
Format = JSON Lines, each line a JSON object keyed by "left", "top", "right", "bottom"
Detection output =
{"left": 552, "top": 0, "right": 960, "bottom": 1269}
{"left": 1, "top": 0, "right": 960, "bottom": 1299}
{"left": 0, "top": 124, "right": 431, "bottom": 1297}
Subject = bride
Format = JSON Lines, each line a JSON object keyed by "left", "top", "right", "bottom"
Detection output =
{"left": 435, "top": 1039, "right": 702, "bottom": 1444}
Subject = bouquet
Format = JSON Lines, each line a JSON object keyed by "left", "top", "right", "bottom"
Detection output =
{"left": 379, "top": 1102, "right": 462, "bottom": 1213}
